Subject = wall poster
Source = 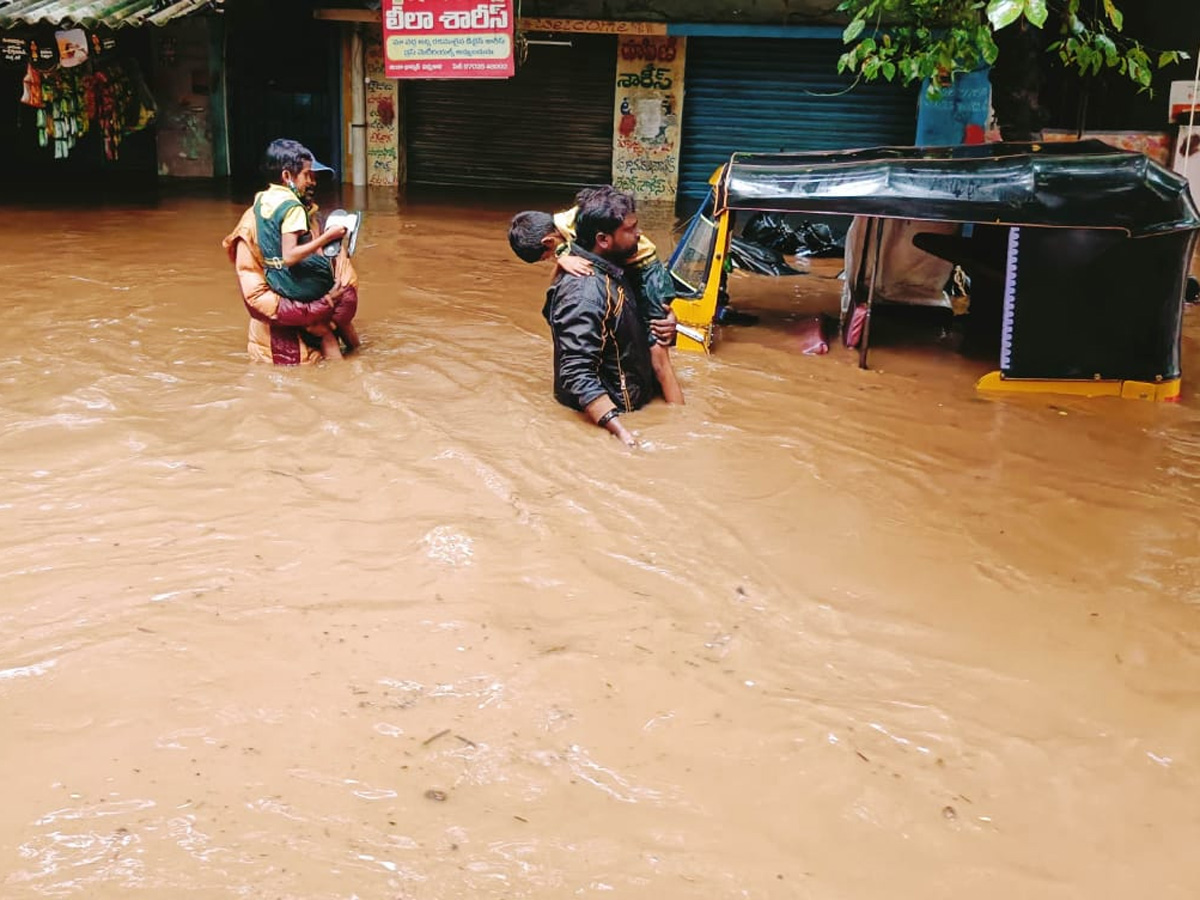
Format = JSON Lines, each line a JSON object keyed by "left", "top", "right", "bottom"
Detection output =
{"left": 611, "top": 35, "right": 685, "bottom": 203}
{"left": 364, "top": 33, "right": 400, "bottom": 185}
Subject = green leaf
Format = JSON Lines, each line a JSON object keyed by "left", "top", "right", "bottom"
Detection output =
{"left": 843, "top": 17, "right": 866, "bottom": 44}
{"left": 1096, "top": 34, "right": 1118, "bottom": 65}
{"left": 986, "top": 0, "right": 1024, "bottom": 31}
{"left": 1158, "top": 50, "right": 1180, "bottom": 68}
{"left": 1024, "top": 0, "right": 1048, "bottom": 28}
{"left": 882, "top": 61, "right": 897, "bottom": 81}
{"left": 1102, "top": 0, "right": 1123, "bottom": 31}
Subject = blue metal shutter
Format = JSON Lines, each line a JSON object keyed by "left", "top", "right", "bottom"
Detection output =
{"left": 678, "top": 38, "right": 918, "bottom": 200}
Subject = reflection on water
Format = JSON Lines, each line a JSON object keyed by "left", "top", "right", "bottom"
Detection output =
{"left": 2, "top": 186, "right": 1200, "bottom": 898}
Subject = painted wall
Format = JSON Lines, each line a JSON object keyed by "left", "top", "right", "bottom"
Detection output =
{"left": 151, "top": 17, "right": 214, "bottom": 177}
{"left": 611, "top": 35, "right": 685, "bottom": 201}
{"left": 342, "top": 28, "right": 402, "bottom": 186}
{"left": 916, "top": 68, "right": 992, "bottom": 146}
{"left": 364, "top": 32, "right": 402, "bottom": 185}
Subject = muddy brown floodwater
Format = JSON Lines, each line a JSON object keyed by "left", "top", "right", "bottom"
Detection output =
{"left": 3, "top": 187, "right": 1200, "bottom": 900}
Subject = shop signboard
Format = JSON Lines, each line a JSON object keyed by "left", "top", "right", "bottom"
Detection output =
{"left": 382, "top": 0, "right": 514, "bottom": 79}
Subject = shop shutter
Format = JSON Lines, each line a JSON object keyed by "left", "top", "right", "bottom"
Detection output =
{"left": 405, "top": 36, "right": 616, "bottom": 190}
{"left": 678, "top": 37, "right": 918, "bottom": 200}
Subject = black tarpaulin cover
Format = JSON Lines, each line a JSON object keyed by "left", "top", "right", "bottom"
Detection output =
{"left": 715, "top": 141, "right": 1200, "bottom": 238}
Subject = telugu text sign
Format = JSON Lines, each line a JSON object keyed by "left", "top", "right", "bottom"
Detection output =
{"left": 383, "top": 0, "right": 514, "bottom": 79}
{"left": 612, "top": 36, "right": 685, "bottom": 202}
{"left": 518, "top": 18, "right": 666, "bottom": 35}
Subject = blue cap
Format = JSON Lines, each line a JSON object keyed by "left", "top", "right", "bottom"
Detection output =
{"left": 310, "top": 158, "right": 335, "bottom": 175}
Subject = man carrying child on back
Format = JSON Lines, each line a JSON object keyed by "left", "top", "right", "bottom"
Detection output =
{"left": 531, "top": 186, "right": 676, "bottom": 447}
{"left": 508, "top": 187, "right": 684, "bottom": 404}
{"left": 253, "top": 138, "right": 360, "bottom": 360}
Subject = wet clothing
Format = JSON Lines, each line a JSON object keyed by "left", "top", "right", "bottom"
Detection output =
{"left": 222, "top": 207, "right": 358, "bottom": 365}
{"left": 543, "top": 246, "right": 656, "bottom": 413}
{"left": 553, "top": 206, "right": 674, "bottom": 340}
{"left": 253, "top": 183, "right": 335, "bottom": 302}
{"left": 624, "top": 257, "right": 676, "bottom": 338}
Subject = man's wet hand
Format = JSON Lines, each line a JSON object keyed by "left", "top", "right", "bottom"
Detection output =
{"left": 650, "top": 305, "right": 678, "bottom": 345}
{"left": 557, "top": 254, "right": 593, "bottom": 278}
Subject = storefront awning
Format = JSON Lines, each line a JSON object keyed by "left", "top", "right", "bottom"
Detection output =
{"left": 0, "top": 0, "right": 222, "bottom": 29}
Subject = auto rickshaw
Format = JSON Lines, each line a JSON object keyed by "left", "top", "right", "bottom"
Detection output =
{"left": 667, "top": 141, "right": 1200, "bottom": 401}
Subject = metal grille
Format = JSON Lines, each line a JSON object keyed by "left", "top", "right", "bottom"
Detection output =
{"left": 405, "top": 35, "right": 616, "bottom": 191}
{"left": 678, "top": 37, "right": 918, "bottom": 200}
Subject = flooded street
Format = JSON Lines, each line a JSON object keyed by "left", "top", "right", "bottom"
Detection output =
{"left": 4, "top": 188, "right": 1200, "bottom": 899}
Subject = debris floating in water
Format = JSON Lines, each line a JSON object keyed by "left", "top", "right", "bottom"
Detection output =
{"left": 422, "top": 526, "right": 473, "bottom": 567}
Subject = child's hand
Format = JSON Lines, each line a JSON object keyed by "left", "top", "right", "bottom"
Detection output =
{"left": 650, "top": 305, "right": 678, "bottom": 345}
{"left": 557, "top": 254, "right": 593, "bottom": 278}
{"left": 332, "top": 261, "right": 352, "bottom": 292}
{"left": 322, "top": 225, "right": 348, "bottom": 243}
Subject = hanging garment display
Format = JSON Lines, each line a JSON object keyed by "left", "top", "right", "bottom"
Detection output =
{"left": 20, "top": 61, "right": 42, "bottom": 107}
{"left": 19, "top": 55, "right": 155, "bottom": 162}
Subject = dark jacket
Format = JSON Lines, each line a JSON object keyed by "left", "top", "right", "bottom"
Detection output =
{"left": 542, "top": 247, "right": 656, "bottom": 412}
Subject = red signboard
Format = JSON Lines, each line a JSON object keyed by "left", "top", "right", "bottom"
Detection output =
{"left": 382, "top": 0, "right": 514, "bottom": 79}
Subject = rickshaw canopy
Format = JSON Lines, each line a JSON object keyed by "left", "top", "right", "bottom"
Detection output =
{"left": 713, "top": 141, "right": 1200, "bottom": 239}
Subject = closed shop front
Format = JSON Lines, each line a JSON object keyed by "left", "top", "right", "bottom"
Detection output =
{"left": 404, "top": 34, "right": 616, "bottom": 191}
{"left": 224, "top": 0, "right": 341, "bottom": 190}
{"left": 678, "top": 36, "right": 918, "bottom": 200}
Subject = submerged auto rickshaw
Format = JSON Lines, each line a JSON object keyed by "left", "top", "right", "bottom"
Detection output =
{"left": 667, "top": 141, "right": 1200, "bottom": 401}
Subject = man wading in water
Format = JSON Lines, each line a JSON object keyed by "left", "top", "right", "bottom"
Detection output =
{"left": 542, "top": 186, "right": 673, "bottom": 447}
{"left": 222, "top": 142, "right": 360, "bottom": 366}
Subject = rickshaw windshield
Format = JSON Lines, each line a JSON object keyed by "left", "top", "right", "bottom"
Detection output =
{"left": 667, "top": 188, "right": 720, "bottom": 298}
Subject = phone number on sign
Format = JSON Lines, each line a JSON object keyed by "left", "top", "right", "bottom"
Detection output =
{"left": 387, "top": 33, "right": 510, "bottom": 60}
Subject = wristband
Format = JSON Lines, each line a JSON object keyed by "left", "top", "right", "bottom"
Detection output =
{"left": 597, "top": 408, "right": 620, "bottom": 428}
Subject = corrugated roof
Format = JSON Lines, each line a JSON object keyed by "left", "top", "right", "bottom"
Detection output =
{"left": 0, "top": 0, "right": 223, "bottom": 29}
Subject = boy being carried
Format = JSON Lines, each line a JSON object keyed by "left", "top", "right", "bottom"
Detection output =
{"left": 254, "top": 138, "right": 359, "bottom": 360}
{"left": 508, "top": 189, "right": 684, "bottom": 404}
